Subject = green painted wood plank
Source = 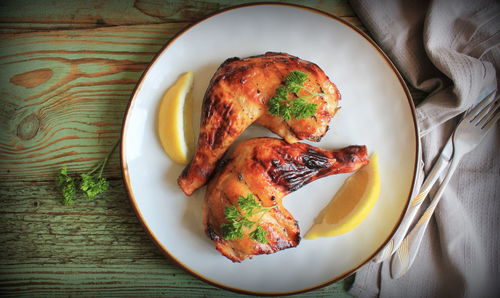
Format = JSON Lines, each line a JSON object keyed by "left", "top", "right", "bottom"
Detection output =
{"left": 0, "top": 23, "right": 185, "bottom": 182}
{"left": 0, "top": 0, "right": 355, "bottom": 32}
{"left": 0, "top": 181, "right": 353, "bottom": 296}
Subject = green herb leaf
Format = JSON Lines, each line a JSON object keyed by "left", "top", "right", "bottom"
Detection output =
{"left": 240, "top": 217, "right": 254, "bottom": 228}
{"left": 80, "top": 173, "right": 109, "bottom": 199}
{"left": 267, "top": 96, "right": 282, "bottom": 116}
{"left": 238, "top": 194, "right": 259, "bottom": 214}
{"left": 224, "top": 205, "right": 240, "bottom": 221}
{"left": 285, "top": 70, "right": 308, "bottom": 94}
{"left": 55, "top": 140, "right": 119, "bottom": 205}
{"left": 221, "top": 222, "right": 243, "bottom": 240}
{"left": 275, "top": 85, "right": 289, "bottom": 98}
{"left": 290, "top": 98, "right": 318, "bottom": 119}
{"left": 250, "top": 225, "right": 268, "bottom": 244}
{"left": 220, "top": 193, "right": 275, "bottom": 243}
{"left": 267, "top": 70, "right": 321, "bottom": 120}
{"left": 56, "top": 166, "right": 77, "bottom": 205}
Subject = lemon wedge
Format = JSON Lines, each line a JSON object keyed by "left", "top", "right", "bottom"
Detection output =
{"left": 304, "top": 152, "right": 381, "bottom": 239}
{"left": 157, "top": 72, "right": 195, "bottom": 165}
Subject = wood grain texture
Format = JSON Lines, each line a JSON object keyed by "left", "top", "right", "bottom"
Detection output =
{"left": 0, "top": 181, "right": 353, "bottom": 296}
{"left": 0, "top": 23, "right": 186, "bottom": 182}
{"left": 0, "top": 1, "right": 369, "bottom": 296}
{"left": 0, "top": 0, "right": 357, "bottom": 32}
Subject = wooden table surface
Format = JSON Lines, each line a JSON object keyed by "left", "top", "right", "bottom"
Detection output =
{"left": 0, "top": 1, "right": 405, "bottom": 296}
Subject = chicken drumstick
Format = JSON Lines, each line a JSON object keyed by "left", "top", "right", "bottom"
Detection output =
{"left": 204, "top": 138, "right": 368, "bottom": 262}
{"left": 178, "top": 52, "right": 340, "bottom": 196}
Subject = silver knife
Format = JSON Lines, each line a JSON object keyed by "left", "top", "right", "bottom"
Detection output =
{"left": 373, "top": 136, "right": 453, "bottom": 262}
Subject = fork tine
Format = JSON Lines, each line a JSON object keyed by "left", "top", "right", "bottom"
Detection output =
{"left": 476, "top": 100, "right": 498, "bottom": 126}
{"left": 482, "top": 102, "right": 500, "bottom": 130}
{"left": 466, "top": 90, "right": 496, "bottom": 122}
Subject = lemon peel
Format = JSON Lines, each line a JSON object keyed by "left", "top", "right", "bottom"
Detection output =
{"left": 157, "top": 72, "right": 195, "bottom": 164}
{"left": 305, "top": 152, "right": 381, "bottom": 239}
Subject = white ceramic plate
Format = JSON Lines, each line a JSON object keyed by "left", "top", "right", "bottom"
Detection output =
{"left": 122, "top": 3, "right": 419, "bottom": 295}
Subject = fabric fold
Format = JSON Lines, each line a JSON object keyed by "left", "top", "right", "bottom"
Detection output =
{"left": 348, "top": 0, "right": 499, "bottom": 297}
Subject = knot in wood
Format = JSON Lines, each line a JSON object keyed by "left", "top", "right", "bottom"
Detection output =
{"left": 17, "top": 113, "right": 40, "bottom": 140}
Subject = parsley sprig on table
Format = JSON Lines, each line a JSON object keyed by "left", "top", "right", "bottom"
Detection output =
{"left": 221, "top": 193, "right": 276, "bottom": 244}
{"left": 56, "top": 166, "right": 77, "bottom": 205}
{"left": 267, "top": 70, "right": 326, "bottom": 120}
{"left": 56, "top": 140, "right": 120, "bottom": 205}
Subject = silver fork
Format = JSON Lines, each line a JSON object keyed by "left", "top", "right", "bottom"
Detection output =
{"left": 391, "top": 93, "right": 500, "bottom": 279}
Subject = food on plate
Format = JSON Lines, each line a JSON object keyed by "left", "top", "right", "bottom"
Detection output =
{"left": 203, "top": 137, "right": 368, "bottom": 262}
{"left": 305, "top": 152, "right": 380, "bottom": 239}
{"left": 178, "top": 52, "right": 341, "bottom": 196}
{"left": 157, "top": 72, "right": 195, "bottom": 164}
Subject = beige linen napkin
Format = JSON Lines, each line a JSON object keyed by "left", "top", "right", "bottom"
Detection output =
{"left": 348, "top": 0, "right": 500, "bottom": 297}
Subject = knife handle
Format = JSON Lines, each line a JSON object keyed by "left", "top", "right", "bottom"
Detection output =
{"left": 372, "top": 156, "right": 448, "bottom": 263}
{"left": 390, "top": 156, "right": 459, "bottom": 278}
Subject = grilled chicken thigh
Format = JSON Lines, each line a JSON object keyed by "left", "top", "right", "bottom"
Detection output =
{"left": 178, "top": 52, "right": 340, "bottom": 196}
{"left": 204, "top": 138, "right": 368, "bottom": 262}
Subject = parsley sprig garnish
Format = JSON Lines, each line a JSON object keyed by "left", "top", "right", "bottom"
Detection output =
{"left": 56, "top": 166, "right": 77, "bottom": 205}
{"left": 267, "top": 70, "right": 326, "bottom": 120}
{"left": 56, "top": 140, "right": 120, "bottom": 205}
{"left": 221, "top": 193, "right": 276, "bottom": 244}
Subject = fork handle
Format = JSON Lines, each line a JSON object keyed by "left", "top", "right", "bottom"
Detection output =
{"left": 372, "top": 156, "right": 448, "bottom": 263}
{"left": 390, "top": 156, "right": 461, "bottom": 279}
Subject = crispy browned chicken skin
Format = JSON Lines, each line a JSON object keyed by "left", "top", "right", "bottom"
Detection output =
{"left": 178, "top": 52, "right": 340, "bottom": 196}
{"left": 204, "top": 138, "right": 368, "bottom": 262}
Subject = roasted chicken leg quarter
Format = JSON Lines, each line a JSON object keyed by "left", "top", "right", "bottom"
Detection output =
{"left": 178, "top": 52, "right": 341, "bottom": 196}
{"left": 204, "top": 137, "right": 369, "bottom": 262}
